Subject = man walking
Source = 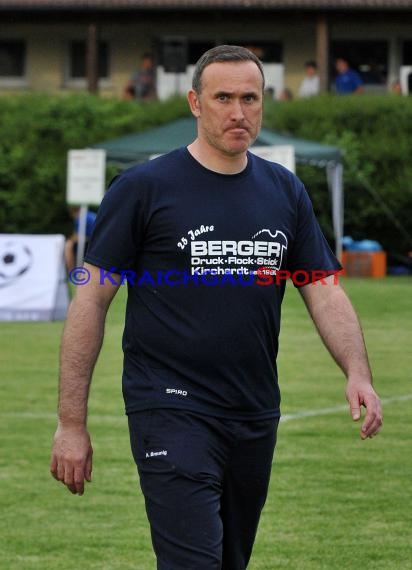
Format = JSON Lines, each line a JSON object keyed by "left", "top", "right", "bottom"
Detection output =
{"left": 51, "top": 45, "right": 382, "bottom": 569}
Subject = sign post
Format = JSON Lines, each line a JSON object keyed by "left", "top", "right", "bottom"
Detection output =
{"left": 66, "top": 149, "right": 106, "bottom": 266}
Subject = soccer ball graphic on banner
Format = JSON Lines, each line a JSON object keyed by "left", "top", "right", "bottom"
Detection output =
{"left": 0, "top": 241, "right": 33, "bottom": 288}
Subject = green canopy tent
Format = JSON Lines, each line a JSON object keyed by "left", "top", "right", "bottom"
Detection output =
{"left": 93, "top": 117, "right": 343, "bottom": 259}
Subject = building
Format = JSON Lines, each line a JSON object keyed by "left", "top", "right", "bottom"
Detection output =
{"left": 1, "top": 0, "right": 412, "bottom": 98}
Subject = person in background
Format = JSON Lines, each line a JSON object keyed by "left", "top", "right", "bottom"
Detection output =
{"left": 264, "top": 86, "right": 276, "bottom": 100}
{"left": 123, "top": 52, "right": 157, "bottom": 102}
{"left": 389, "top": 78, "right": 402, "bottom": 95}
{"left": 64, "top": 206, "right": 96, "bottom": 273}
{"left": 298, "top": 60, "right": 320, "bottom": 97}
{"left": 334, "top": 57, "right": 364, "bottom": 94}
{"left": 278, "top": 87, "right": 294, "bottom": 101}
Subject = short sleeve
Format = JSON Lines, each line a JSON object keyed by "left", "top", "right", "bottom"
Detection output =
{"left": 85, "top": 172, "right": 146, "bottom": 272}
{"left": 286, "top": 184, "right": 341, "bottom": 284}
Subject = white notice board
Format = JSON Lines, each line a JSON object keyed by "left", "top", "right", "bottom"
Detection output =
{"left": 67, "top": 149, "right": 106, "bottom": 206}
{"left": 250, "top": 145, "right": 295, "bottom": 174}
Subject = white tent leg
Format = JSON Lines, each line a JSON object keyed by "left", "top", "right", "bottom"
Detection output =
{"left": 327, "top": 162, "right": 344, "bottom": 262}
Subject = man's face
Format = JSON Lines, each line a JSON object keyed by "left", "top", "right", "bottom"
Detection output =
{"left": 142, "top": 56, "right": 153, "bottom": 70}
{"left": 335, "top": 59, "right": 348, "bottom": 74}
{"left": 306, "top": 65, "right": 317, "bottom": 77}
{"left": 188, "top": 61, "right": 263, "bottom": 157}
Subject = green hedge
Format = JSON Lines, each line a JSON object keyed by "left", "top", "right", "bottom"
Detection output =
{"left": 264, "top": 95, "right": 412, "bottom": 255}
{"left": 1, "top": 93, "right": 411, "bottom": 256}
{"left": 0, "top": 94, "right": 188, "bottom": 237}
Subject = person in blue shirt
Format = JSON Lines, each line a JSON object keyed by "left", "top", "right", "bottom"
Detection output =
{"left": 335, "top": 57, "right": 365, "bottom": 94}
{"left": 64, "top": 205, "right": 96, "bottom": 272}
{"left": 51, "top": 45, "right": 382, "bottom": 570}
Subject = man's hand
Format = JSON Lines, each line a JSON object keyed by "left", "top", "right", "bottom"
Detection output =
{"left": 50, "top": 425, "right": 93, "bottom": 495}
{"left": 346, "top": 379, "right": 383, "bottom": 439}
{"left": 49, "top": 263, "right": 119, "bottom": 496}
{"left": 300, "top": 277, "right": 383, "bottom": 441}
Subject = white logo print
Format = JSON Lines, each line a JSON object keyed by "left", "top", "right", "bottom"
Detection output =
{"left": 250, "top": 229, "right": 288, "bottom": 271}
{"left": 178, "top": 224, "right": 288, "bottom": 276}
{"left": 166, "top": 388, "right": 188, "bottom": 397}
{"left": 145, "top": 450, "right": 168, "bottom": 459}
{"left": 251, "top": 228, "right": 287, "bottom": 241}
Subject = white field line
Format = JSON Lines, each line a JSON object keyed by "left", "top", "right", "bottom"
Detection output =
{"left": 280, "top": 393, "right": 412, "bottom": 423}
{"left": 2, "top": 393, "right": 412, "bottom": 425}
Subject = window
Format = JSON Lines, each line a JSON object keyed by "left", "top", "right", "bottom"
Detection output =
{"left": 331, "top": 40, "right": 388, "bottom": 85}
{"left": 187, "top": 42, "right": 215, "bottom": 65}
{"left": 402, "top": 41, "right": 412, "bottom": 65}
{"left": 224, "top": 41, "right": 283, "bottom": 63}
{"left": 157, "top": 39, "right": 283, "bottom": 69}
{"left": 69, "top": 40, "right": 109, "bottom": 79}
{"left": 157, "top": 37, "right": 189, "bottom": 72}
{"left": 0, "top": 40, "right": 26, "bottom": 77}
{"left": 155, "top": 38, "right": 284, "bottom": 99}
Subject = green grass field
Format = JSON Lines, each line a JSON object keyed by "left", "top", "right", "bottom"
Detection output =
{"left": 1, "top": 276, "right": 411, "bottom": 569}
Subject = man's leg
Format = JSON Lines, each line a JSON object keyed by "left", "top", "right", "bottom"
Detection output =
{"left": 128, "top": 410, "right": 232, "bottom": 570}
{"left": 220, "top": 418, "right": 279, "bottom": 570}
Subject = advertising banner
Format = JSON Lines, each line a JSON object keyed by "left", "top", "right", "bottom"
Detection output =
{"left": 0, "top": 234, "right": 70, "bottom": 321}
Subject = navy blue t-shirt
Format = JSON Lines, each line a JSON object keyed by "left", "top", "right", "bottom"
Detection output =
{"left": 85, "top": 147, "right": 341, "bottom": 420}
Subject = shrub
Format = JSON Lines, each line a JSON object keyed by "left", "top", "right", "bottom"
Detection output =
{"left": 1, "top": 93, "right": 411, "bottom": 256}
{"left": 264, "top": 95, "right": 412, "bottom": 255}
{"left": 0, "top": 94, "right": 188, "bottom": 236}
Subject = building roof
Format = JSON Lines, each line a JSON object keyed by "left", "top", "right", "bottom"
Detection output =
{"left": 1, "top": 0, "right": 412, "bottom": 10}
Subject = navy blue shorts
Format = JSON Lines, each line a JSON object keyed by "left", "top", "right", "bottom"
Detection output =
{"left": 128, "top": 409, "right": 279, "bottom": 570}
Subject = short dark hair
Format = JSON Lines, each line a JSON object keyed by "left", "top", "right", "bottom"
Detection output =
{"left": 192, "top": 45, "right": 265, "bottom": 93}
{"left": 305, "top": 60, "right": 317, "bottom": 69}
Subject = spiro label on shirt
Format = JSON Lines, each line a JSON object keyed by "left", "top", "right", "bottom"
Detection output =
{"left": 166, "top": 388, "right": 188, "bottom": 397}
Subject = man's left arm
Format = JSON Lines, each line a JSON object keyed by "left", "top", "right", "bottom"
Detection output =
{"left": 299, "top": 275, "right": 382, "bottom": 439}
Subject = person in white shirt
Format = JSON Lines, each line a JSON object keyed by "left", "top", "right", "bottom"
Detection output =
{"left": 298, "top": 60, "right": 320, "bottom": 97}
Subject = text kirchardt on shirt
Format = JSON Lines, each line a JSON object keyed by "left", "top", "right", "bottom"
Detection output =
{"left": 97, "top": 267, "right": 342, "bottom": 286}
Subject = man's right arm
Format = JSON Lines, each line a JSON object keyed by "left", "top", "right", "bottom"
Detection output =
{"left": 50, "top": 263, "right": 120, "bottom": 495}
